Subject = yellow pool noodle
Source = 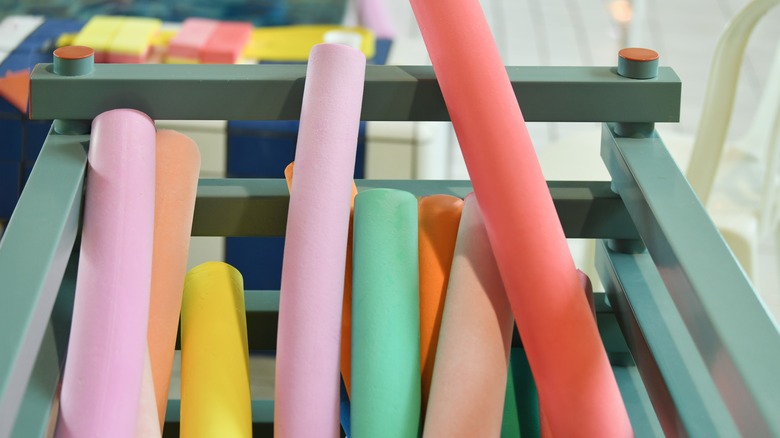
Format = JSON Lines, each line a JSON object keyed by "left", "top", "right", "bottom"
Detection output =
{"left": 180, "top": 262, "right": 251, "bottom": 438}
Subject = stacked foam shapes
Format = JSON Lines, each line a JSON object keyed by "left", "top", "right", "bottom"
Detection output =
{"left": 274, "top": 43, "right": 365, "bottom": 437}
{"left": 72, "top": 16, "right": 161, "bottom": 63}
{"left": 409, "top": 0, "right": 632, "bottom": 435}
{"left": 146, "top": 130, "right": 201, "bottom": 429}
{"left": 244, "top": 25, "right": 376, "bottom": 62}
{"left": 56, "top": 109, "right": 156, "bottom": 438}
{"left": 423, "top": 194, "right": 514, "bottom": 436}
{"left": 417, "top": 195, "right": 463, "bottom": 412}
{"left": 180, "top": 262, "right": 251, "bottom": 438}
{"left": 351, "top": 189, "right": 421, "bottom": 437}
{"left": 166, "top": 18, "right": 252, "bottom": 64}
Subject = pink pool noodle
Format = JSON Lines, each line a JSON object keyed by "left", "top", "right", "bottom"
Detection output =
{"left": 408, "top": 1, "right": 631, "bottom": 436}
{"left": 56, "top": 109, "right": 156, "bottom": 438}
{"left": 423, "top": 194, "right": 514, "bottom": 437}
{"left": 357, "top": 0, "right": 395, "bottom": 39}
{"left": 147, "top": 130, "right": 201, "bottom": 429}
{"left": 274, "top": 43, "right": 366, "bottom": 437}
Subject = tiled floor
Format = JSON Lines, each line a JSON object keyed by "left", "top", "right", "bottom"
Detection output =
{"left": 384, "top": 0, "right": 780, "bottom": 321}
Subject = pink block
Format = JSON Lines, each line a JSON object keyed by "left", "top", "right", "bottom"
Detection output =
{"left": 106, "top": 52, "right": 147, "bottom": 64}
{"left": 200, "top": 21, "right": 252, "bottom": 64}
{"left": 423, "top": 194, "right": 514, "bottom": 437}
{"left": 274, "top": 43, "right": 366, "bottom": 437}
{"left": 168, "top": 18, "right": 219, "bottom": 61}
{"left": 409, "top": 0, "right": 632, "bottom": 436}
{"left": 56, "top": 109, "right": 157, "bottom": 438}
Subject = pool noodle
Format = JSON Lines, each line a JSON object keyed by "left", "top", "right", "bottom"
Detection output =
{"left": 274, "top": 43, "right": 366, "bottom": 437}
{"left": 283, "top": 162, "right": 359, "bottom": 397}
{"left": 180, "top": 262, "right": 251, "bottom": 437}
{"left": 357, "top": 0, "right": 395, "bottom": 39}
{"left": 135, "top": 350, "right": 162, "bottom": 437}
{"left": 423, "top": 194, "right": 513, "bottom": 437}
{"left": 503, "top": 272, "right": 598, "bottom": 438}
{"left": 408, "top": 1, "right": 631, "bottom": 435}
{"left": 147, "top": 130, "right": 201, "bottom": 429}
{"left": 417, "top": 194, "right": 463, "bottom": 412}
{"left": 351, "top": 189, "right": 421, "bottom": 438}
{"left": 56, "top": 109, "right": 156, "bottom": 438}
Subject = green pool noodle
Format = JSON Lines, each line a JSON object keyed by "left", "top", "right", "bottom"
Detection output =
{"left": 351, "top": 188, "right": 421, "bottom": 438}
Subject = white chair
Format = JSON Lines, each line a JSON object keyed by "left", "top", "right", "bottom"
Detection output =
{"left": 663, "top": 0, "right": 780, "bottom": 280}
{"left": 538, "top": 0, "right": 780, "bottom": 285}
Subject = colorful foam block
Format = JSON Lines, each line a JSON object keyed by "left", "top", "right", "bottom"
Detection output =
{"left": 244, "top": 25, "right": 376, "bottom": 62}
{"left": 201, "top": 21, "right": 253, "bottom": 64}
{"left": 409, "top": 0, "right": 632, "bottom": 435}
{"left": 107, "top": 17, "right": 161, "bottom": 63}
{"left": 56, "top": 109, "right": 156, "bottom": 438}
{"left": 72, "top": 16, "right": 125, "bottom": 63}
{"left": 274, "top": 44, "right": 366, "bottom": 437}
{"left": 166, "top": 18, "right": 219, "bottom": 64}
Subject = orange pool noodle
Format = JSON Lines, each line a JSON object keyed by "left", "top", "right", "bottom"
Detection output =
{"left": 408, "top": 0, "right": 632, "bottom": 435}
{"left": 417, "top": 194, "right": 463, "bottom": 412}
{"left": 146, "top": 130, "right": 201, "bottom": 429}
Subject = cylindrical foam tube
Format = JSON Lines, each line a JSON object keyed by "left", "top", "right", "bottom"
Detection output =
{"left": 423, "top": 194, "right": 513, "bottom": 437}
{"left": 180, "top": 262, "right": 251, "bottom": 437}
{"left": 274, "top": 43, "right": 366, "bottom": 437}
{"left": 351, "top": 189, "right": 421, "bottom": 438}
{"left": 408, "top": 1, "right": 631, "bottom": 435}
{"left": 357, "top": 0, "right": 395, "bottom": 39}
{"left": 135, "top": 350, "right": 162, "bottom": 437}
{"left": 147, "top": 130, "right": 201, "bottom": 429}
{"left": 417, "top": 195, "right": 463, "bottom": 412}
{"left": 56, "top": 109, "right": 156, "bottom": 438}
{"left": 283, "top": 162, "right": 358, "bottom": 433}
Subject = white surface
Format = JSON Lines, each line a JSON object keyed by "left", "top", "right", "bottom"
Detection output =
{"left": 0, "top": 15, "right": 43, "bottom": 52}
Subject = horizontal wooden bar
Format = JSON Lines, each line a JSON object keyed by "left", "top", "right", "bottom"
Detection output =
{"left": 30, "top": 64, "right": 681, "bottom": 122}
{"left": 191, "top": 179, "right": 639, "bottom": 239}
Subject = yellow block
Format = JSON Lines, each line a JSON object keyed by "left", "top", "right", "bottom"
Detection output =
{"left": 72, "top": 15, "right": 125, "bottom": 53}
{"left": 110, "top": 17, "right": 162, "bottom": 56}
{"left": 244, "top": 25, "right": 376, "bottom": 62}
{"left": 180, "top": 262, "right": 251, "bottom": 438}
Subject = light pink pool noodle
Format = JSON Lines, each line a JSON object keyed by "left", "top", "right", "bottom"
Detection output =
{"left": 408, "top": 1, "right": 632, "bottom": 436}
{"left": 56, "top": 109, "right": 156, "bottom": 438}
{"left": 274, "top": 43, "right": 366, "bottom": 437}
{"left": 423, "top": 194, "right": 514, "bottom": 437}
{"left": 358, "top": 0, "right": 395, "bottom": 39}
